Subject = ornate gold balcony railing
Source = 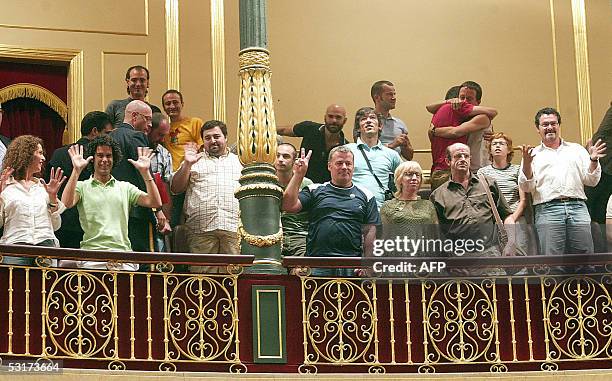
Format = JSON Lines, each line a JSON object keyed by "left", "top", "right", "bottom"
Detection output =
{"left": 285, "top": 255, "right": 612, "bottom": 374}
{"left": 0, "top": 245, "right": 610, "bottom": 375}
{"left": 0, "top": 245, "right": 251, "bottom": 373}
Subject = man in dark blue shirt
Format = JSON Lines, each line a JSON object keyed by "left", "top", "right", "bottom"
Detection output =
{"left": 282, "top": 146, "right": 379, "bottom": 276}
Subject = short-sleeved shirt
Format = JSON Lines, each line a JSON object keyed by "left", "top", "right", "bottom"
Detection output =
{"left": 346, "top": 139, "right": 401, "bottom": 209}
{"left": 183, "top": 150, "right": 242, "bottom": 233}
{"left": 281, "top": 177, "right": 313, "bottom": 237}
{"left": 151, "top": 144, "right": 173, "bottom": 183}
{"left": 76, "top": 177, "right": 145, "bottom": 251}
{"left": 293, "top": 121, "right": 348, "bottom": 184}
{"left": 163, "top": 117, "right": 204, "bottom": 171}
{"left": 298, "top": 182, "right": 380, "bottom": 257}
{"left": 467, "top": 124, "right": 493, "bottom": 172}
{"left": 606, "top": 195, "right": 612, "bottom": 219}
{"left": 430, "top": 102, "right": 473, "bottom": 171}
{"left": 380, "top": 115, "right": 408, "bottom": 156}
{"left": 477, "top": 164, "right": 521, "bottom": 212}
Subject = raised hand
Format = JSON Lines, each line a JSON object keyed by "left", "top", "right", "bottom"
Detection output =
{"left": 183, "top": 142, "right": 204, "bottom": 165}
{"left": 128, "top": 146, "right": 154, "bottom": 172}
{"left": 588, "top": 138, "right": 607, "bottom": 160}
{"left": 520, "top": 144, "right": 534, "bottom": 166}
{"left": 0, "top": 167, "right": 14, "bottom": 193}
{"left": 68, "top": 144, "right": 93, "bottom": 173}
{"left": 292, "top": 148, "right": 312, "bottom": 178}
{"left": 42, "top": 167, "right": 67, "bottom": 200}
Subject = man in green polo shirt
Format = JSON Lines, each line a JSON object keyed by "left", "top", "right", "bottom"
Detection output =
{"left": 61, "top": 135, "right": 162, "bottom": 271}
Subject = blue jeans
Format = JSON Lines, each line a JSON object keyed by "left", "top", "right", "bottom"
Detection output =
{"left": 534, "top": 200, "right": 593, "bottom": 255}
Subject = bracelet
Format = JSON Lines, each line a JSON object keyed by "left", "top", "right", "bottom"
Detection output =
{"left": 145, "top": 178, "right": 154, "bottom": 181}
{"left": 590, "top": 157, "right": 598, "bottom": 162}
{"left": 48, "top": 202, "right": 58, "bottom": 208}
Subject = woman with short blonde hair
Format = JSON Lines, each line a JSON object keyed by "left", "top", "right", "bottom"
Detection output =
{"left": 380, "top": 161, "right": 440, "bottom": 259}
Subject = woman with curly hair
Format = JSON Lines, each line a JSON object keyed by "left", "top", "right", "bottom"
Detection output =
{"left": 0, "top": 135, "right": 66, "bottom": 265}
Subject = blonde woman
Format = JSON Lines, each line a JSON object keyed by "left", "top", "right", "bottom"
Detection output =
{"left": 380, "top": 161, "right": 440, "bottom": 257}
{"left": 0, "top": 135, "right": 66, "bottom": 265}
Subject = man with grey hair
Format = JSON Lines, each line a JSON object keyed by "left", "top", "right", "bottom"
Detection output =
{"left": 282, "top": 145, "right": 380, "bottom": 276}
{"left": 430, "top": 143, "right": 513, "bottom": 273}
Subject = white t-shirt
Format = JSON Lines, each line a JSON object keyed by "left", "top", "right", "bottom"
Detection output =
{"left": 606, "top": 194, "right": 612, "bottom": 219}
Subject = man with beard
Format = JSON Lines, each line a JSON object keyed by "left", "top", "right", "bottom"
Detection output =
{"left": 171, "top": 120, "right": 242, "bottom": 273}
{"left": 519, "top": 107, "right": 606, "bottom": 256}
{"left": 277, "top": 104, "right": 348, "bottom": 184}
{"left": 105, "top": 65, "right": 161, "bottom": 128}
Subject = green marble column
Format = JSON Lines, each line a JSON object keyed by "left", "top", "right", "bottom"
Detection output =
{"left": 235, "top": 0, "right": 283, "bottom": 274}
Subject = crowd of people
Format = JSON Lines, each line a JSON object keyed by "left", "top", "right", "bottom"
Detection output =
{"left": 0, "top": 66, "right": 610, "bottom": 275}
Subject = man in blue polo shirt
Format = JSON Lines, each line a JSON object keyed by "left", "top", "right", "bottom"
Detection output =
{"left": 282, "top": 146, "right": 380, "bottom": 276}
{"left": 347, "top": 107, "right": 401, "bottom": 209}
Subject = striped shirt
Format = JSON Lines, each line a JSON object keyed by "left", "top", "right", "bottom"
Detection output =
{"left": 477, "top": 164, "right": 520, "bottom": 211}
{"left": 183, "top": 149, "right": 242, "bottom": 233}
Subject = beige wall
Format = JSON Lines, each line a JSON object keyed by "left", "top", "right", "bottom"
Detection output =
{"left": 0, "top": 0, "right": 609, "bottom": 168}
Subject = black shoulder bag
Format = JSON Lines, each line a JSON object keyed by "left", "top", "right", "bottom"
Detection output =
{"left": 358, "top": 146, "right": 394, "bottom": 201}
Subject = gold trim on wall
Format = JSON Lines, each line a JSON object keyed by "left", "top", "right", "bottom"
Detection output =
{"left": 549, "top": 0, "right": 560, "bottom": 111}
{"left": 0, "top": 0, "right": 149, "bottom": 37}
{"left": 100, "top": 51, "right": 149, "bottom": 110}
{"left": 165, "top": 0, "right": 180, "bottom": 90}
{"left": 0, "top": 83, "right": 68, "bottom": 122}
{"left": 570, "top": 0, "right": 593, "bottom": 145}
{"left": 0, "top": 44, "right": 83, "bottom": 144}
{"left": 210, "top": 0, "right": 226, "bottom": 122}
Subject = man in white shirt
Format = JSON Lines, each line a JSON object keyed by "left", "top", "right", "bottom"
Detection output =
{"left": 519, "top": 107, "right": 607, "bottom": 255}
{"left": 171, "top": 120, "right": 242, "bottom": 273}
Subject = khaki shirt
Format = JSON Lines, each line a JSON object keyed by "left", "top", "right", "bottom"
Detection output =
{"left": 430, "top": 174, "right": 512, "bottom": 250}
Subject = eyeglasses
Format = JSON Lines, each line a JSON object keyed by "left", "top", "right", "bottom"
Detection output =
{"left": 539, "top": 121, "right": 558, "bottom": 128}
{"left": 136, "top": 112, "right": 152, "bottom": 122}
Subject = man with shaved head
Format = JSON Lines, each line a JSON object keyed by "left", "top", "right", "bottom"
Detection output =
{"left": 277, "top": 104, "right": 349, "bottom": 183}
{"left": 110, "top": 99, "right": 156, "bottom": 252}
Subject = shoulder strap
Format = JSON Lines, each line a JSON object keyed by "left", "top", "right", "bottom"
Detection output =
{"left": 358, "top": 145, "right": 385, "bottom": 190}
{"left": 477, "top": 173, "right": 504, "bottom": 227}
